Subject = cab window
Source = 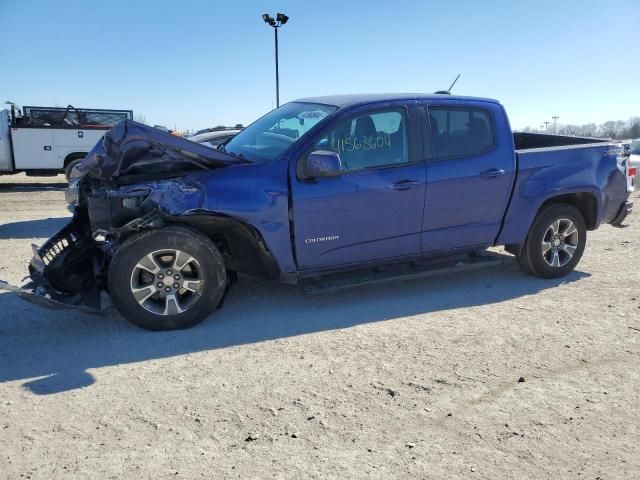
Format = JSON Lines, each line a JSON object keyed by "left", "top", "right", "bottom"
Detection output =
{"left": 313, "top": 109, "right": 408, "bottom": 171}
{"left": 428, "top": 107, "right": 494, "bottom": 160}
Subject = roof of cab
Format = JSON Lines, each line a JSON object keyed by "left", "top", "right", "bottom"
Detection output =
{"left": 294, "top": 93, "right": 500, "bottom": 109}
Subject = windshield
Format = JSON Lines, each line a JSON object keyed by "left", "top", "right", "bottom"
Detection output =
{"left": 631, "top": 140, "right": 640, "bottom": 155}
{"left": 223, "top": 102, "right": 337, "bottom": 163}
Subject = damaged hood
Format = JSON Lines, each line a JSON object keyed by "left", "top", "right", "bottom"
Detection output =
{"left": 77, "top": 120, "right": 248, "bottom": 181}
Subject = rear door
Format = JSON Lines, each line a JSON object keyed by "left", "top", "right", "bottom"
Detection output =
{"left": 420, "top": 102, "right": 516, "bottom": 252}
{"left": 291, "top": 104, "right": 427, "bottom": 270}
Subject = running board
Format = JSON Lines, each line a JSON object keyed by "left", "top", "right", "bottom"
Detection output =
{"left": 301, "top": 252, "right": 514, "bottom": 296}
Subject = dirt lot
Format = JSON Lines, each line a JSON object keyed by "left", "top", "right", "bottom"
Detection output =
{"left": 0, "top": 174, "right": 638, "bottom": 479}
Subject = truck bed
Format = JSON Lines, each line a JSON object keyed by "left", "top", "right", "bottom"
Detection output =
{"left": 513, "top": 131, "right": 609, "bottom": 150}
{"left": 497, "top": 141, "right": 630, "bottom": 247}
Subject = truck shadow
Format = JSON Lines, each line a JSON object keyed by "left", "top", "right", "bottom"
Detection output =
{"left": 0, "top": 265, "right": 589, "bottom": 395}
{"left": 0, "top": 217, "right": 70, "bottom": 239}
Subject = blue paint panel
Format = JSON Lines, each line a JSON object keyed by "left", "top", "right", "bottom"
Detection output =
{"left": 497, "top": 144, "right": 629, "bottom": 246}
{"left": 118, "top": 159, "right": 297, "bottom": 275}
{"left": 291, "top": 163, "right": 427, "bottom": 269}
{"left": 419, "top": 101, "right": 516, "bottom": 253}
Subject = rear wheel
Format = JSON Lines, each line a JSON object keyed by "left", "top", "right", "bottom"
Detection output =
{"left": 108, "top": 227, "right": 227, "bottom": 330}
{"left": 517, "top": 204, "right": 586, "bottom": 279}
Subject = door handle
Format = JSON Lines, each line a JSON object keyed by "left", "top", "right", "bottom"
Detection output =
{"left": 391, "top": 179, "right": 420, "bottom": 190}
{"left": 480, "top": 168, "right": 505, "bottom": 178}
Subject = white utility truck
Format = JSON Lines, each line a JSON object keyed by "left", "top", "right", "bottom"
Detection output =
{"left": 0, "top": 104, "right": 132, "bottom": 179}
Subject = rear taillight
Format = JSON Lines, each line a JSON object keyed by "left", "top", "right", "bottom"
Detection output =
{"left": 629, "top": 166, "right": 637, "bottom": 178}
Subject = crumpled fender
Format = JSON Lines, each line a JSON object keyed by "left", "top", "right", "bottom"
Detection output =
{"left": 114, "top": 179, "right": 205, "bottom": 216}
{"left": 104, "top": 158, "right": 297, "bottom": 276}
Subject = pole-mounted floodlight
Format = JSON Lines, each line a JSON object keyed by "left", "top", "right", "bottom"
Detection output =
{"left": 262, "top": 14, "right": 275, "bottom": 26}
{"left": 261, "top": 12, "right": 289, "bottom": 108}
{"left": 276, "top": 13, "right": 289, "bottom": 24}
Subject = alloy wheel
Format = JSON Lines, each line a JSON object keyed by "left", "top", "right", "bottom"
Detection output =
{"left": 130, "top": 249, "right": 204, "bottom": 315}
{"left": 541, "top": 218, "right": 579, "bottom": 268}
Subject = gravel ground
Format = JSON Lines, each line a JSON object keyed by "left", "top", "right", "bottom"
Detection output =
{"left": 0, "top": 174, "right": 638, "bottom": 479}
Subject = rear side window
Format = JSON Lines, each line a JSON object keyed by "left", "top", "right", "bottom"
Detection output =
{"left": 428, "top": 107, "right": 494, "bottom": 159}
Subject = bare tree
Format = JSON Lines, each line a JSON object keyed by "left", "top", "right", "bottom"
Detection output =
{"left": 520, "top": 117, "right": 639, "bottom": 139}
{"left": 582, "top": 123, "right": 597, "bottom": 137}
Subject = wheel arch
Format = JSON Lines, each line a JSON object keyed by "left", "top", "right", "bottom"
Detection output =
{"left": 166, "top": 213, "right": 281, "bottom": 279}
{"left": 505, "top": 191, "right": 598, "bottom": 256}
{"left": 63, "top": 152, "right": 88, "bottom": 167}
{"left": 536, "top": 192, "right": 598, "bottom": 230}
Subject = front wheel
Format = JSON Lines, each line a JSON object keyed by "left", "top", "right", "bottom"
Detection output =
{"left": 517, "top": 204, "right": 587, "bottom": 279}
{"left": 108, "top": 227, "right": 227, "bottom": 331}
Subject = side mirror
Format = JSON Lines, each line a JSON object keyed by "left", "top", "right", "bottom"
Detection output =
{"left": 305, "top": 150, "right": 342, "bottom": 178}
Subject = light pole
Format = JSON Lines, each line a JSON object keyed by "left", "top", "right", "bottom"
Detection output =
{"left": 544, "top": 121, "right": 551, "bottom": 133}
{"left": 552, "top": 115, "right": 559, "bottom": 135}
{"left": 262, "top": 12, "right": 289, "bottom": 108}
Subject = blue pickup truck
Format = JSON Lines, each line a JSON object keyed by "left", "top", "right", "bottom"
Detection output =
{"left": 4, "top": 94, "right": 635, "bottom": 330}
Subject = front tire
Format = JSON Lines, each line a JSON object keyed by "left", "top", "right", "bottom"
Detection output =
{"left": 517, "top": 204, "right": 586, "bottom": 279}
{"left": 108, "top": 227, "right": 227, "bottom": 331}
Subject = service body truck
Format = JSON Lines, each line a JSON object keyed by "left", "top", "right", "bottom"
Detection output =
{"left": 0, "top": 104, "right": 132, "bottom": 179}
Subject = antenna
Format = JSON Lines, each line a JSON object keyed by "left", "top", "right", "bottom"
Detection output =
{"left": 447, "top": 74, "right": 461, "bottom": 93}
{"left": 434, "top": 74, "right": 461, "bottom": 95}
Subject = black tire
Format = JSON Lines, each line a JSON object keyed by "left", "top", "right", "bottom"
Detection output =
{"left": 108, "top": 226, "right": 227, "bottom": 331}
{"left": 64, "top": 158, "right": 83, "bottom": 181}
{"left": 517, "top": 203, "right": 586, "bottom": 279}
{"left": 515, "top": 247, "right": 534, "bottom": 275}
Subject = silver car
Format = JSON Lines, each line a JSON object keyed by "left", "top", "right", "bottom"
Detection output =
{"left": 629, "top": 139, "right": 639, "bottom": 190}
{"left": 630, "top": 139, "right": 640, "bottom": 168}
{"left": 187, "top": 127, "right": 242, "bottom": 149}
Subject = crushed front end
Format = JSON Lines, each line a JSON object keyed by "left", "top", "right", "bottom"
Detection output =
{"left": 5, "top": 179, "right": 162, "bottom": 311}
{"left": 26, "top": 207, "right": 105, "bottom": 309}
{"left": 0, "top": 119, "right": 242, "bottom": 311}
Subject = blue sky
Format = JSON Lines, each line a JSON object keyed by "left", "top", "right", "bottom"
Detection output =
{"left": 1, "top": 0, "right": 638, "bottom": 131}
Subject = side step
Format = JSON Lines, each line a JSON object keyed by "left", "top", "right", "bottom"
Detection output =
{"left": 301, "top": 252, "right": 514, "bottom": 296}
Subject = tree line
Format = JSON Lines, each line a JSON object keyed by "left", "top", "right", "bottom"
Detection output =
{"left": 520, "top": 117, "right": 640, "bottom": 139}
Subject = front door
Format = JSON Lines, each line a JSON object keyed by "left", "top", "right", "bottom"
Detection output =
{"left": 291, "top": 106, "right": 427, "bottom": 271}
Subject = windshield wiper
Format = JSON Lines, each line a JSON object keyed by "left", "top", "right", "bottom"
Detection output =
{"left": 219, "top": 145, "right": 248, "bottom": 161}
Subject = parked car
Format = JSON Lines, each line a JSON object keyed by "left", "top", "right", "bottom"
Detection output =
{"left": 629, "top": 139, "right": 639, "bottom": 189}
{"left": 3, "top": 94, "right": 634, "bottom": 330}
{"left": 188, "top": 126, "right": 242, "bottom": 148}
